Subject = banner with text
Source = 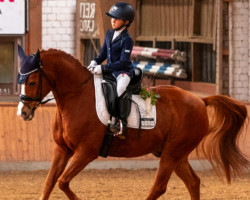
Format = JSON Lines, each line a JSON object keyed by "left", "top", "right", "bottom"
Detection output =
{"left": 79, "top": 0, "right": 99, "bottom": 38}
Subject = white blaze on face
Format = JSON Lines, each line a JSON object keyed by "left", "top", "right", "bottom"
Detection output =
{"left": 17, "top": 84, "right": 25, "bottom": 117}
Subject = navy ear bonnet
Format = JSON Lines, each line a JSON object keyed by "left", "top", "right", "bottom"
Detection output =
{"left": 17, "top": 44, "right": 41, "bottom": 84}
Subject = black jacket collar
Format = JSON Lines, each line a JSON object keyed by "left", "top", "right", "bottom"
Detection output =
{"left": 110, "top": 28, "right": 128, "bottom": 44}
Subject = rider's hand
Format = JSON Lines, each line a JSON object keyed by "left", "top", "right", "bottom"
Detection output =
{"left": 87, "top": 60, "right": 97, "bottom": 72}
{"left": 94, "top": 65, "right": 102, "bottom": 75}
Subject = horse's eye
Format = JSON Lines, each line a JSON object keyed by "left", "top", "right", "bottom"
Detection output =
{"left": 29, "top": 82, "right": 36, "bottom": 86}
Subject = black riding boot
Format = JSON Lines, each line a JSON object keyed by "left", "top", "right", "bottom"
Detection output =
{"left": 114, "top": 93, "right": 131, "bottom": 139}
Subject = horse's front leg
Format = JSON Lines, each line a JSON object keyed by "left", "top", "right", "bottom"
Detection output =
{"left": 40, "top": 144, "right": 71, "bottom": 200}
{"left": 57, "top": 145, "right": 98, "bottom": 200}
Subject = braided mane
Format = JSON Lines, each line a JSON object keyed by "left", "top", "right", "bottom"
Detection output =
{"left": 41, "top": 49, "right": 86, "bottom": 69}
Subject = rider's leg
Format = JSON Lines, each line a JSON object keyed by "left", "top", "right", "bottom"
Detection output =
{"left": 115, "top": 73, "right": 131, "bottom": 139}
{"left": 116, "top": 73, "right": 131, "bottom": 97}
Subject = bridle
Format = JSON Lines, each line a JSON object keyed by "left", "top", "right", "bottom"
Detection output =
{"left": 19, "top": 59, "right": 93, "bottom": 111}
{"left": 19, "top": 60, "right": 55, "bottom": 111}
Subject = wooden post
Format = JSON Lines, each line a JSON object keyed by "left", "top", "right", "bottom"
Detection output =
{"left": 191, "top": 43, "right": 201, "bottom": 82}
{"left": 216, "top": 0, "right": 223, "bottom": 94}
{"left": 136, "top": 0, "right": 141, "bottom": 37}
{"left": 76, "top": 0, "right": 81, "bottom": 61}
{"left": 95, "top": 0, "right": 106, "bottom": 47}
{"left": 213, "top": 0, "right": 218, "bottom": 51}
{"left": 170, "top": 77, "right": 175, "bottom": 85}
{"left": 192, "top": 0, "right": 202, "bottom": 36}
{"left": 25, "top": 0, "right": 42, "bottom": 54}
{"left": 171, "top": 39, "right": 175, "bottom": 49}
{"left": 153, "top": 37, "right": 156, "bottom": 48}
{"left": 228, "top": 0, "right": 234, "bottom": 97}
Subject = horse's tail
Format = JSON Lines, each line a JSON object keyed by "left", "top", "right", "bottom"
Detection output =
{"left": 200, "top": 95, "right": 249, "bottom": 183}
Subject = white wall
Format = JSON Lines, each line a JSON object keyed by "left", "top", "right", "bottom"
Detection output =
{"left": 42, "top": 0, "right": 76, "bottom": 56}
{"left": 229, "top": 0, "right": 250, "bottom": 101}
{"left": 41, "top": 0, "right": 77, "bottom": 101}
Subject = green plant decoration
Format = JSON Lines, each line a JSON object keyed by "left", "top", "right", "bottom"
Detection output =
{"left": 139, "top": 86, "right": 160, "bottom": 105}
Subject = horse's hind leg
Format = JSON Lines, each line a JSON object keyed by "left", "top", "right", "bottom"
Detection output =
{"left": 175, "top": 158, "right": 200, "bottom": 200}
{"left": 146, "top": 156, "right": 177, "bottom": 200}
{"left": 40, "top": 144, "right": 71, "bottom": 200}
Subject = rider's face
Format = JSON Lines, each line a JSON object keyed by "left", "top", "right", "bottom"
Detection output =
{"left": 111, "top": 18, "right": 128, "bottom": 29}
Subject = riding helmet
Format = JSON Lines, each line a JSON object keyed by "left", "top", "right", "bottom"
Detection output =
{"left": 106, "top": 2, "right": 135, "bottom": 26}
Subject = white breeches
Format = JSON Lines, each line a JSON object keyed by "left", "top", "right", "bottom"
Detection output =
{"left": 116, "top": 73, "right": 131, "bottom": 97}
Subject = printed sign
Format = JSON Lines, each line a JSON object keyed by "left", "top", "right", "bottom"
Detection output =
{"left": 79, "top": 0, "right": 99, "bottom": 38}
{"left": 0, "top": 0, "right": 25, "bottom": 34}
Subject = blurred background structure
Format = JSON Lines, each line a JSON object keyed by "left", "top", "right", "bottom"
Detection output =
{"left": 0, "top": 0, "right": 249, "bottom": 165}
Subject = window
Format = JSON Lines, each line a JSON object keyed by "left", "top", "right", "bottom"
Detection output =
{"left": 0, "top": 41, "right": 14, "bottom": 95}
{"left": 82, "top": 38, "right": 101, "bottom": 66}
{"left": 0, "top": 37, "right": 20, "bottom": 101}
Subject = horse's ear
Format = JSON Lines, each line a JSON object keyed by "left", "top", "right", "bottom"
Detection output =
{"left": 18, "top": 44, "right": 26, "bottom": 60}
{"left": 34, "top": 48, "right": 40, "bottom": 61}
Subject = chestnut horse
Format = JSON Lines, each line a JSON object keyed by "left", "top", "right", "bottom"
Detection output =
{"left": 17, "top": 48, "right": 249, "bottom": 200}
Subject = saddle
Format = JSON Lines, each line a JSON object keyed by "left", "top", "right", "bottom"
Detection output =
{"left": 100, "top": 68, "right": 143, "bottom": 157}
{"left": 101, "top": 68, "right": 143, "bottom": 118}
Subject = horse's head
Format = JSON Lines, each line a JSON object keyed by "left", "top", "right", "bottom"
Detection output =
{"left": 17, "top": 45, "right": 52, "bottom": 121}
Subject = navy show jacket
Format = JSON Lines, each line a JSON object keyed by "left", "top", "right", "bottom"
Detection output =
{"left": 94, "top": 28, "right": 134, "bottom": 78}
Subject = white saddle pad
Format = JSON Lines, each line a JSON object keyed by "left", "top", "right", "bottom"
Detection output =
{"left": 94, "top": 75, "right": 156, "bottom": 129}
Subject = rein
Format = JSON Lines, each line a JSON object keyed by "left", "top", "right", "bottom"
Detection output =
{"left": 20, "top": 61, "right": 93, "bottom": 109}
{"left": 78, "top": 74, "right": 93, "bottom": 88}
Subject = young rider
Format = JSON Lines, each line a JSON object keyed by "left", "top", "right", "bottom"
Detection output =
{"left": 87, "top": 2, "right": 134, "bottom": 139}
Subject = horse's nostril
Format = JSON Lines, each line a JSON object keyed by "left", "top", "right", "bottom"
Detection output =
{"left": 22, "top": 111, "right": 27, "bottom": 117}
